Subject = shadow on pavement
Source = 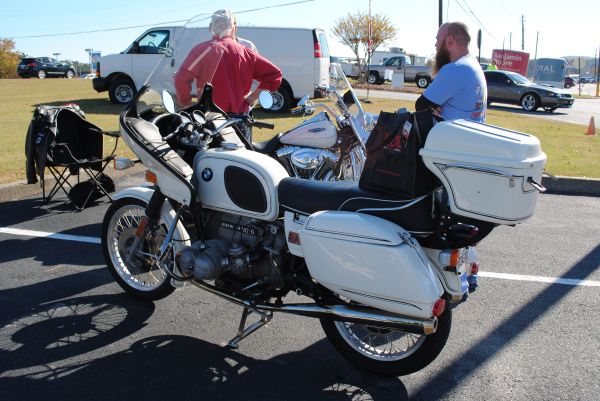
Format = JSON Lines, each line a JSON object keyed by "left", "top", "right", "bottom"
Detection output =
{"left": 0, "top": 333, "right": 409, "bottom": 401}
{"left": 410, "top": 243, "right": 600, "bottom": 400}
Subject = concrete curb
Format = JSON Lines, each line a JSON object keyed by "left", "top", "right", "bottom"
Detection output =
{"left": 542, "top": 175, "right": 600, "bottom": 197}
{"left": 1, "top": 169, "right": 599, "bottom": 203}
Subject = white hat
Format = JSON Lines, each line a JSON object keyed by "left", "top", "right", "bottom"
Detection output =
{"left": 209, "top": 9, "right": 235, "bottom": 39}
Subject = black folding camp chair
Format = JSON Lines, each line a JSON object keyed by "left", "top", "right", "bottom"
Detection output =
{"left": 26, "top": 104, "right": 119, "bottom": 210}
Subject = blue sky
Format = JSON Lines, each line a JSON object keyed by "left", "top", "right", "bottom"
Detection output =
{"left": 2, "top": 0, "right": 598, "bottom": 62}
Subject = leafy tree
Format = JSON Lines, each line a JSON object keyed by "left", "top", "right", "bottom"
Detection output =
{"left": 0, "top": 38, "right": 21, "bottom": 79}
{"left": 332, "top": 11, "right": 397, "bottom": 81}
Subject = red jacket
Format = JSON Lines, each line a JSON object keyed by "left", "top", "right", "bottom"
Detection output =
{"left": 175, "top": 37, "right": 282, "bottom": 113}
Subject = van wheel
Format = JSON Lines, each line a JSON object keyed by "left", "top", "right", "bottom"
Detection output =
{"left": 416, "top": 76, "right": 431, "bottom": 88}
{"left": 109, "top": 78, "right": 135, "bottom": 104}
{"left": 270, "top": 85, "right": 293, "bottom": 113}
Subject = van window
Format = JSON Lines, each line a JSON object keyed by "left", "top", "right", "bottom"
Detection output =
{"left": 136, "top": 30, "right": 170, "bottom": 54}
{"left": 317, "top": 31, "right": 330, "bottom": 58}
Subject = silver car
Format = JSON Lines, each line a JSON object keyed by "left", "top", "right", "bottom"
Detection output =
{"left": 485, "top": 70, "right": 574, "bottom": 112}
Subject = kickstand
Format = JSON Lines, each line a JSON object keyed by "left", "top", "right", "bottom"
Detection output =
{"left": 227, "top": 306, "right": 273, "bottom": 349}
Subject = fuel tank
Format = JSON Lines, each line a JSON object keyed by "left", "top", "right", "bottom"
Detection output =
{"left": 193, "top": 147, "right": 289, "bottom": 221}
{"left": 280, "top": 111, "right": 338, "bottom": 149}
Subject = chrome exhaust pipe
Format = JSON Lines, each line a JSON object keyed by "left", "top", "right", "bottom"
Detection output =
{"left": 191, "top": 280, "right": 437, "bottom": 335}
{"left": 259, "top": 303, "right": 437, "bottom": 335}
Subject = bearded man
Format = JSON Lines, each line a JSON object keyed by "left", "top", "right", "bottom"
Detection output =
{"left": 415, "top": 22, "right": 487, "bottom": 122}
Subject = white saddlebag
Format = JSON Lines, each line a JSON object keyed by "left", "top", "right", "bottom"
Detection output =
{"left": 299, "top": 211, "right": 443, "bottom": 319}
{"left": 420, "top": 120, "right": 547, "bottom": 225}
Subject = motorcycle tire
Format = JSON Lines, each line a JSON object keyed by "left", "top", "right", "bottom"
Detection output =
{"left": 320, "top": 306, "right": 451, "bottom": 376}
{"left": 102, "top": 197, "right": 175, "bottom": 301}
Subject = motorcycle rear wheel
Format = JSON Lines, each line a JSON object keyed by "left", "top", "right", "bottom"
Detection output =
{"left": 320, "top": 306, "right": 451, "bottom": 376}
{"left": 102, "top": 197, "right": 175, "bottom": 301}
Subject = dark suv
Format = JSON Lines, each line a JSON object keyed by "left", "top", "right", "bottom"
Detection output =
{"left": 17, "top": 57, "right": 76, "bottom": 79}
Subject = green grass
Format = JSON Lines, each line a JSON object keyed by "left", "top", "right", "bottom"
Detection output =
{"left": 1, "top": 79, "right": 598, "bottom": 185}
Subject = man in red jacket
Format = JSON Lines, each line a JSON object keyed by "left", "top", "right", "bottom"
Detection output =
{"left": 175, "top": 9, "right": 282, "bottom": 140}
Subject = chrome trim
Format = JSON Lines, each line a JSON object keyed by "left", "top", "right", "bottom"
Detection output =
{"left": 190, "top": 280, "right": 437, "bottom": 335}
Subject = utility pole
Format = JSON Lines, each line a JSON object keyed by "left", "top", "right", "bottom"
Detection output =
{"left": 596, "top": 44, "right": 599, "bottom": 97}
{"left": 439, "top": 0, "right": 443, "bottom": 27}
{"left": 521, "top": 15, "right": 525, "bottom": 51}
{"left": 534, "top": 31, "right": 539, "bottom": 81}
{"left": 509, "top": 32, "right": 512, "bottom": 50}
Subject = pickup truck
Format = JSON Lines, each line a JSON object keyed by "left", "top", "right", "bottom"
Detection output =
{"left": 364, "top": 56, "right": 433, "bottom": 88}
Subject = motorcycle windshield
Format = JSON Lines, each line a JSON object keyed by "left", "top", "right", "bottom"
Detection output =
{"left": 137, "top": 14, "right": 224, "bottom": 116}
{"left": 329, "top": 62, "right": 368, "bottom": 129}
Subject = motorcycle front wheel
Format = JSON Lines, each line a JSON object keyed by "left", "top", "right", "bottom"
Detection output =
{"left": 320, "top": 306, "right": 451, "bottom": 376}
{"left": 102, "top": 197, "right": 175, "bottom": 301}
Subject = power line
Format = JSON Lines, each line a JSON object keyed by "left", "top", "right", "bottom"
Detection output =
{"left": 9, "top": 0, "right": 315, "bottom": 39}
{"left": 453, "top": 0, "right": 496, "bottom": 39}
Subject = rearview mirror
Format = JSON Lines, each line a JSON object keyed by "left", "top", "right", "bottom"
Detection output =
{"left": 258, "top": 90, "right": 274, "bottom": 109}
{"left": 297, "top": 95, "right": 310, "bottom": 107}
{"left": 162, "top": 90, "right": 175, "bottom": 113}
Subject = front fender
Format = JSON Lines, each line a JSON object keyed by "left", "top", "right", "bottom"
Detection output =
{"left": 113, "top": 186, "right": 191, "bottom": 248}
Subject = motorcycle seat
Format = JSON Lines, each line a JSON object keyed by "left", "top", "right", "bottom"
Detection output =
{"left": 278, "top": 177, "right": 438, "bottom": 235}
{"left": 252, "top": 133, "right": 282, "bottom": 154}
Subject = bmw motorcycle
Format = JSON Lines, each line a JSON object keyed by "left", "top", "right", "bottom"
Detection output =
{"left": 102, "top": 16, "right": 547, "bottom": 376}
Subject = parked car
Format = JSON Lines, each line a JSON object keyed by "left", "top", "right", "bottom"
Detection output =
{"left": 17, "top": 57, "right": 76, "bottom": 79}
{"left": 485, "top": 70, "right": 574, "bottom": 112}
{"left": 564, "top": 76, "right": 575, "bottom": 88}
{"left": 80, "top": 73, "right": 96, "bottom": 79}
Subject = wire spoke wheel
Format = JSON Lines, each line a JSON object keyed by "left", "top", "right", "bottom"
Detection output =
{"left": 334, "top": 322, "right": 426, "bottom": 361}
{"left": 102, "top": 198, "right": 175, "bottom": 300}
{"left": 320, "top": 306, "right": 451, "bottom": 376}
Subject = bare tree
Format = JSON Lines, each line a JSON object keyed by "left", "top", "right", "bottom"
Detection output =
{"left": 332, "top": 11, "right": 397, "bottom": 81}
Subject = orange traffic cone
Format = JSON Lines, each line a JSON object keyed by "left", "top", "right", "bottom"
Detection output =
{"left": 586, "top": 116, "right": 596, "bottom": 135}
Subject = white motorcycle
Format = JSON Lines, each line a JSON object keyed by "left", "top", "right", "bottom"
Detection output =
{"left": 101, "top": 18, "right": 547, "bottom": 376}
{"left": 246, "top": 63, "right": 376, "bottom": 182}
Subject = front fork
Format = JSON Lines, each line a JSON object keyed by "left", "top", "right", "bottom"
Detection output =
{"left": 125, "top": 189, "right": 186, "bottom": 280}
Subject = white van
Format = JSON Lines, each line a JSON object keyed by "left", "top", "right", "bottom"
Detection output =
{"left": 92, "top": 25, "right": 330, "bottom": 112}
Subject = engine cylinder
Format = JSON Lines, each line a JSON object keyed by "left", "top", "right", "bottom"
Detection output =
{"left": 178, "top": 239, "right": 228, "bottom": 280}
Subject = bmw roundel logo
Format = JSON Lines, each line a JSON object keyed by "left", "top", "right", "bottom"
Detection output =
{"left": 201, "top": 168, "right": 213, "bottom": 182}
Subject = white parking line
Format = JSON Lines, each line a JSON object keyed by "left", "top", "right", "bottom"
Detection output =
{"left": 1, "top": 227, "right": 599, "bottom": 287}
{"left": 478, "top": 271, "right": 600, "bottom": 287}
{"left": 0, "top": 227, "right": 101, "bottom": 244}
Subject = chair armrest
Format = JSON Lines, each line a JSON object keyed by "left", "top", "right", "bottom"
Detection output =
{"left": 103, "top": 131, "right": 120, "bottom": 138}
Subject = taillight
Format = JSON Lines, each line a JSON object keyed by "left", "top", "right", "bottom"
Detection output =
{"left": 470, "top": 262, "right": 480, "bottom": 276}
{"left": 27, "top": 62, "right": 36, "bottom": 67}
{"left": 432, "top": 298, "right": 446, "bottom": 317}
{"left": 96, "top": 62, "right": 100, "bottom": 77}
{"left": 314, "top": 42, "right": 322, "bottom": 58}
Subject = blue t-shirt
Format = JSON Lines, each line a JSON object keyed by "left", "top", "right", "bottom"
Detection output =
{"left": 423, "top": 55, "right": 487, "bottom": 122}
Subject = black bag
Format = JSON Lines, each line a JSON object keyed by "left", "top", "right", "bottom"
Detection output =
{"left": 359, "top": 109, "right": 440, "bottom": 198}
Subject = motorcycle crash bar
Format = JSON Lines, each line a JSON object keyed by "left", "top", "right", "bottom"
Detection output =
{"left": 190, "top": 280, "right": 438, "bottom": 335}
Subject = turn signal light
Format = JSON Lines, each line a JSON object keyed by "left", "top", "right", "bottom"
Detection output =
{"left": 145, "top": 170, "right": 157, "bottom": 184}
{"left": 470, "top": 262, "right": 480, "bottom": 275}
{"left": 438, "top": 249, "right": 460, "bottom": 267}
{"left": 432, "top": 298, "right": 446, "bottom": 317}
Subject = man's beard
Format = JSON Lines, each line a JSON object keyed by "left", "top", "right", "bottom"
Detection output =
{"left": 433, "top": 44, "right": 450, "bottom": 75}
